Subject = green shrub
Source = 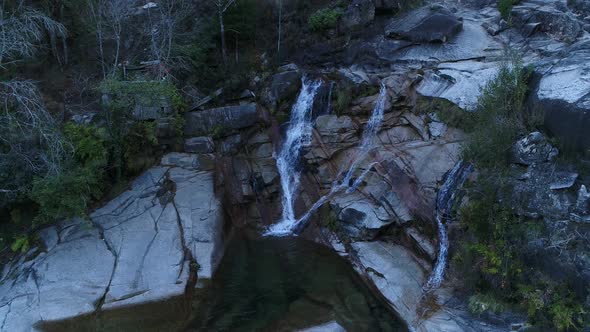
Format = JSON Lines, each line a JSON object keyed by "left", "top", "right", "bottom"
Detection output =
{"left": 308, "top": 8, "right": 343, "bottom": 32}
{"left": 124, "top": 121, "right": 159, "bottom": 175}
{"left": 322, "top": 212, "right": 339, "bottom": 232}
{"left": 334, "top": 86, "right": 352, "bottom": 115}
{"left": 518, "top": 283, "right": 588, "bottom": 331}
{"left": 30, "top": 164, "right": 105, "bottom": 223}
{"left": 10, "top": 235, "right": 30, "bottom": 253}
{"left": 461, "top": 57, "right": 533, "bottom": 169}
{"left": 468, "top": 293, "right": 507, "bottom": 315}
{"left": 100, "top": 79, "right": 184, "bottom": 177}
{"left": 63, "top": 123, "right": 109, "bottom": 166}
{"left": 29, "top": 124, "right": 108, "bottom": 223}
{"left": 498, "top": 0, "right": 519, "bottom": 20}
{"left": 458, "top": 180, "right": 524, "bottom": 291}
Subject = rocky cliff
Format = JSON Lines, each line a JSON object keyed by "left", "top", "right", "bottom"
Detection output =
{"left": 2, "top": 0, "right": 590, "bottom": 331}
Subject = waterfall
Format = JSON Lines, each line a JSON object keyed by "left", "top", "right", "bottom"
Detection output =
{"left": 326, "top": 81, "right": 334, "bottom": 114}
{"left": 290, "top": 84, "right": 388, "bottom": 235}
{"left": 265, "top": 78, "right": 321, "bottom": 236}
{"left": 424, "top": 160, "right": 474, "bottom": 290}
{"left": 340, "top": 83, "right": 387, "bottom": 187}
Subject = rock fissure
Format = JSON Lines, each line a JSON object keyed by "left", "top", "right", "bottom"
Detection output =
{"left": 90, "top": 219, "right": 119, "bottom": 312}
{"left": 0, "top": 302, "right": 11, "bottom": 331}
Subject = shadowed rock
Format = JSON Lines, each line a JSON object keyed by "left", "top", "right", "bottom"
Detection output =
{"left": 184, "top": 103, "right": 258, "bottom": 136}
{"left": 385, "top": 5, "right": 463, "bottom": 43}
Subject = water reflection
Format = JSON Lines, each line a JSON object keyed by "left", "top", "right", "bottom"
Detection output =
{"left": 192, "top": 234, "right": 406, "bottom": 331}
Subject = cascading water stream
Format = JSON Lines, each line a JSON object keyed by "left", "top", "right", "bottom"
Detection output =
{"left": 290, "top": 84, "right": 387, "bottom": 235}
{"left": 424, "top": 160, "right": 474, "bottom": 290}
{"left": 265, "top": 78, "right": 470, "bottom": 292}
{"left": 325, "top": 81, "right": 334, "bottom": 114}
{"left": 265, "top": 78, "right": 321, "bottom": 236}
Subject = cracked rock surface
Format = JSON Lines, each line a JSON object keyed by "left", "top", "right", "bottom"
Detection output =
{"left": 0, "top": 153, "right": 223, "bottom": 331}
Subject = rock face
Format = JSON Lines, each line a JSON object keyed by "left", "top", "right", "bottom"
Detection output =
{"left": 0, "top": 153, "right": 224, "bottom": 330}
{"left": 5, "top": 0, "right": 590, "bottom": 331}
{"left": 184, "top": 137, "right": 215, "bottom": 154}
{"left": 536, "top": 48, "right": 590, "bottom": 149}
{"left": 511, "top": 132, "right": 559, "bottom": 166}
{"left": 501, "top": 133, "right": 590, "bottom": 297}
{"left": 184, "top": 103, "right": 258, "bottom": 136}
{"left": 341, "top": 0, "right": 376, "bottom": 30}
{"left": 0, "top": 219, "right": 114, "bottom": 331}
{"left": 266, "top": 68, "right": 302, "bottom": 109}
{"left": 352, "top": 241, "right": 507, "bottom": 332}
{"left": 511, "top": 1, "right": 583, "bottom": 42}
{"left": 304, "top": 115, "right": 359, "bottom": 162}
{"left": 385, "top": 5, "right": 463, "bottom": 43}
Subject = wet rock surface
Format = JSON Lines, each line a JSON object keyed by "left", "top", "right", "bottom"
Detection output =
{"left": 352, "top": 241, "right": 508, "bottom": 332}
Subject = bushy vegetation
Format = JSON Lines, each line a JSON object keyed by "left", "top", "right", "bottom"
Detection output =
{"left": 0, "top": 0, "right": 275, "bottom": 254}
{"left": 29, "top": 124, "right": 108, "bottom": 223}
{"left": 1, "top": 78, "right": 186, "bottom": 251}
{"left": 334, "top": 86, "right": 352, "bottom": 116}
{"left": 449, "top": 54, "right": 589, "bottom": 330}
{"left": 459, "top": 57, "right": 533, "bottom": 169}
{"left": 454, "top": 173, "right": 589, "bottom": 330}
{"left": 308, "top": 8, "right": 343, "bottom": 32}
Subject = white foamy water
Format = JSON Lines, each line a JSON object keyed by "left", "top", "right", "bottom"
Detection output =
{"left": 425, "top": 161, "right": 473, "bottom": 290}
{"left": 290, "top": 84, "right": 388, "bottom": 235}
{"left": 265, "top": 79, "right": 321, "bottom": 236}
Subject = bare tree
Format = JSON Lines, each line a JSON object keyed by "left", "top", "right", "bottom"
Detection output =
{"left": 86, "top": 0, "right": 107, "bottom": 78}
{"left": 146, "top": 0, "right": 192, "bottom": 77}
{"left": 211, "top": 0, "right": 238, "bottom": 65}
{"left": 0, "top": 1, "right": 69, "bottom": 204}
{"left": 85, "top": 0, "right": 128, "bottom": 78}
{"left": 0, "top": 0, "right": 67, "bottom": 68}
{"left": 277, "top": 0, "right": 282, "bottom": 62}
{"left": 0, "top": 81, "right": 69, "bottom": 174}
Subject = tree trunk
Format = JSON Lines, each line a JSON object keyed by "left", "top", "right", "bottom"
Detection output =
{"left": 218, "top": 6, "right": 227, "bottom": 64}
{"left": 277, "top": 0, "right": 282, "bottom": 64}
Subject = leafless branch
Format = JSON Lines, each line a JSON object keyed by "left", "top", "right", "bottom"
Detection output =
{"left": 0, "top": 0, "right": 67, "bottom": 67}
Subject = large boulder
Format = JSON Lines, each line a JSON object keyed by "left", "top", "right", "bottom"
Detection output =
{"left": 511, "top": 132, "right": 559, "bottom": 166}
{"left": 184, "top": 103, "right": 258, "bottom": 136}
{"left": 385, "top": 5, "right": 463, "bottom": 43}
{"left": 511, "top": 1, "right": 583, "bottom": 42}
{"left": 330, "top": 170, "right": 412, "bottom": 240}
{"left": 379, "top": 21, "right": 501, "bottom": 63}
{"left": 341, "top": 0, "right": 376, "bottom": 30}
{"left": 510, "top": 164, "right": 577, "bottom": 220}
{"left": 267, "top": 69, "right": 302, "bottom": 109}
{"left": 0, "top": 153, "right": 224, "bottom": 329}
{"left": 184, "top": 136, "right": 215, "bottom": 154}
{"left": 535, "top": 48, "right": 590, "bottom": 150}
{"left": 567, "top": 0, "right": 590, "bottom": 17}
